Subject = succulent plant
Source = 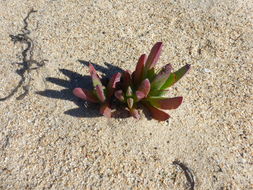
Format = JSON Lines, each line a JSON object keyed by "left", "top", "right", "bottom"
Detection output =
{"left": 73, "top": 42, "right": 190, "bottom": 121}
{"left": 114, "top": 42, "right": 190, "bottom": 121}
{"left": 73, "top": 63, "right": 121, "bottom": 117}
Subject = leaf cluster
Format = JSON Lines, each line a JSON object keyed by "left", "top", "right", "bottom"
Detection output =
{"left": 73, "top": 42, "right": 190, "bottom": 121}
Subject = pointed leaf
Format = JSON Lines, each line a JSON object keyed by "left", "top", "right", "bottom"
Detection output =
{"left": 100, "top": 103, "right": 111, "bottom": 118}
{"left": 161, "top": 64, "right": 190, "bottom": 90}
{"left": 136, "top": 79, "right": 150, "bottom": 99}
{"left": 73, "top": 88, "right": 99, "bottom": 103}
{"left": 114, "top": 90, "right": 125, "bottom": 102}
{"left": 143, "top": 102, "right": 170, "bottom": 121}
{"left": 145, "top": 42, "right": 163, "bottom": 70}
{"left": 127, "top": 98, "right": 134, "bottom": 109}
{"left": 151, "top": 64, "right": 172, "bottom": 91}
{"left": 126, "top": 86, "right": 133, "bottom": 97}
{"left": 107, "top": 72, "right": 121, "bottom": 98}
{"left": 89, "top": 63, "right": 102, "bottom": 87}
{"left": 129, "top": 108, "right": 140, "bottom": 119}
{"left": 148, "top": 96, "right": 183, "bottom": 110}
{"left": 95, "top": 85, "right": 106, "bottom": 102}
{"left": 133, "top": 54, "right": 147, "bottom": 86}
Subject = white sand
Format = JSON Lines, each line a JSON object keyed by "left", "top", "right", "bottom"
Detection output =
{"left": 0, "top": 0, "right": 252, "bottom": 189}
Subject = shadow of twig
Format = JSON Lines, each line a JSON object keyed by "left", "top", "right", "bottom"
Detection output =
{"left": 0, "top": 9, "right": 46, "bottom": 101}
{"left": 173, "top": 160, "right": 195, "bottom": 190}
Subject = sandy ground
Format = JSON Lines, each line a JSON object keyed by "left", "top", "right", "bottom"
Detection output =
{"left": 0, "top": 0, "right": 252, "bottom": 189}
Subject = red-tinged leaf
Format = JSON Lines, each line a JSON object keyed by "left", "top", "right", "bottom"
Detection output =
{"left": 89, "top": 63, "right": 102, "bottom": 87}
{"left": 145, "top": 42, "right": 163, "bottom": 70}
{"left": 73, "top": 88, "right": 99, "bottom": 103}
{"left": 108, "top": 72, "right": 121, "bottom": 89}
{"left": 127, "top": 98, "right": 134, "bottom": 108}
{"left": 148, "top": 96, "right": 183, "bottom": 110}
{"left": 107, "top": 72, "right": 121, "bottom": 98}
{"left": 133, "top": 54, "right": 147, "bottom": 86}
{"left": 114, "top": 90, "right": 125, "bottom": 102}
{"left": 121, "top": 70, "right": 132, "bottom": 90}
{"left": 143, "top": 102, "right": 170, "bottom": 121}
{"left": 161, "top": 64, "right": 190, "bottom": 90}
{"left": 136, "top": 79, "right": 150, "bottom": 98}
{"left": 129, "top": 108, "right": 140, "bottom": 119}
{"left": 100, "top": 103, "right": 111, "bottom": 118}
{"left": 88, "top": 63, "right": 97, "bottom": 75}
{"left": 95, "top": 85, "right": 106, "bottom": 102}
{"left": 135, "top": 91, "right": 145, "bottom": 101}
{"left": 151, "top": 64, "right": 172, "bottom": 91}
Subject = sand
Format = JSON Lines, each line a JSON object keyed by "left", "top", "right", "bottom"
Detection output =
{"left": 0, "top": 0, "right": 252, "bottom": 189}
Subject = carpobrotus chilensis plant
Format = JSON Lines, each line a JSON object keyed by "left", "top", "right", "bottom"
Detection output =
{"left": 73, "top": 42, "right": 190, "bottom": 121}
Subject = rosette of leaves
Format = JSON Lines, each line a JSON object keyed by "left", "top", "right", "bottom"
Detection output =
{"left": 73, "top": 63, "right": 121, "bottom": 117}
{"left": 114, "top": 42, "right": 190, "bottom": 121}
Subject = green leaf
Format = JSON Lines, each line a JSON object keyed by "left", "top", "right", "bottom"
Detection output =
{"left": 127, "top": 98, "right": 134, "bottom": 109}
{"left": 150, "top": 64, "right": 172, "bottom": 91}
{"left": 146, "top": 68, "right": 156, "bottom": 81}
{"left": 126, "top": 86, "right": 133, "bottom": 97}
{"left": 95, "top": 85, "right": 106, "bottom": 102}
{"left": 161, "top": 64, "right": 190, "bottom": 90}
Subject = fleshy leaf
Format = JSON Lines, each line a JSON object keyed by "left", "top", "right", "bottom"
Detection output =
{"left": 129, "top": 108, "right": 140, "bottom": 119}
{"left": 136, "top": 79, "right": 150, "bottom": 99}
{"left": 161, "top": 64, "right": 190, "bottom": 90}
{"left": 100, "top": 103, "right": 111, "bottom": 118}
{"left": 135, "top": 91, "right": 145, "bottom": 101}
{"left": 126, "top": 86, "right": 133, "bottom": 97}
{"left": 146, "top": 68, "right": 156, "bottom": 81}
{"left": 89, "top": 63, "right": 102, "bottom": 87}
{"left": 151, "top": 64, "right": 172, "bottom": 91}
{"left": 127, "top": 98, "right": 134, "bottom": 108}
{"left": 107, "top": 72, "right": 121, "bottom": 98}
{"left": 95, "top": 85, "right": 106, "bottom": 102}
{"left": 143, "top": 102, "right": 170, "bottom": 121}
{"left": 145, "top": 42, "right": 163, "bottom": 70}
{"left": 122, "top": 70, "right": 132, "bottom": 90}
{"left": 114, "top": 90, "right": 125, "bottom": 102}
{"left": 73, "top": 88, "right": 99, "bottom": 103}
{"left": 148, "top": 96, "right": 183, "bottom": 110}
{"left": 133, "top": 54, "right": 147, "bottom": 86}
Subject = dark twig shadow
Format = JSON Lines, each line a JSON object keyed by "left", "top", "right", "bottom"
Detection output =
{"left": 36, "top": 60, "right": 129, "bottom": 118}
{"left": 0, "top": 9, "right": 46, "bottom": 101}
{"left": 173, "top": 160, "right": 195, "bottom": 190}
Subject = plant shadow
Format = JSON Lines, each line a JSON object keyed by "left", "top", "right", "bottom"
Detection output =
{"left": 36, "top": 60, "right": 130, "bottom": 118}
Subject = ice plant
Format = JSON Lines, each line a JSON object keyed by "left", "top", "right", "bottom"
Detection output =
{"left": 73, "top": 63, "right": 121, "bottom": 117}
{"left": 114, "top": 42, "right": 190, "bottom": 121}
{"left": 73, "top": 42, "right": 190, "bottom": 121}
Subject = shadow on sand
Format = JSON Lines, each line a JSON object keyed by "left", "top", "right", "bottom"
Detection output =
{"left": 36, "top": 60, "right": 130, "bottom": 118}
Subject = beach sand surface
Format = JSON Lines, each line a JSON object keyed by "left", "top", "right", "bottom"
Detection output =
{"left": 0, "top": 0, "right": 252, "bottom": 189}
